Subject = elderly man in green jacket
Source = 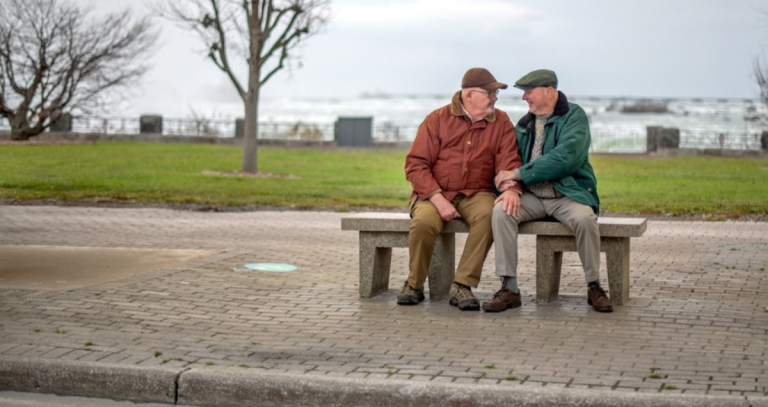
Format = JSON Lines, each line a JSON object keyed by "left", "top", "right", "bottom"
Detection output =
{"left": 483, "top": 69, "right": 614, "bottom": 313}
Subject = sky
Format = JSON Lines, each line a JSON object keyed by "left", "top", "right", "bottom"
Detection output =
{"left": 73, "top": 0, "right": 768, "bottom": 118}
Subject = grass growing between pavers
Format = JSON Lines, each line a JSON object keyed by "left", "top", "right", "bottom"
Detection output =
{"left": 1, "top": 142, "right": 767, "bottom": 218}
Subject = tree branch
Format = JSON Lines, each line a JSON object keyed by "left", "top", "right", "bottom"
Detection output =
{"left": 754, "top": 56, "right": 768, "bottom": 108}
{"left": 207, "top": 0, "right": 246, "bottom": 99}
{"left": 259, "top": 10, "right": 300, "bottom": 70}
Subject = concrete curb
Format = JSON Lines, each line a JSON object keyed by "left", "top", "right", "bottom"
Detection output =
{"left": 0, "top": 357, "right": 179, "bottom": 404}
{"left": 177, "top": 367, "right": 762, "bottom": 407}
{"left": 2, "top": 357, "right": 766, "bottom": 407}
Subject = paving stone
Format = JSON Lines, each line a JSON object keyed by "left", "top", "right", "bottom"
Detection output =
{"left": 0, "top": 206, "right": 766, "bottom": 401}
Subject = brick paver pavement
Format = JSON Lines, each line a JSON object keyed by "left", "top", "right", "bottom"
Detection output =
{"left": 0, "top": 206, "right": 766, "bottom": 403}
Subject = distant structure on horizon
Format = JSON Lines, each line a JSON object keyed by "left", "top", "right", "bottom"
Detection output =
{"left": 620, "top": 100, "right": 669, "bottom": 114}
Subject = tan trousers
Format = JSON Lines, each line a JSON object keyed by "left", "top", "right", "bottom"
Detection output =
{"left": 407, "top": 192, "right": 495, "bottom": 289}
{"left": 492, "top": 193, "right": 600, "bottom": 284}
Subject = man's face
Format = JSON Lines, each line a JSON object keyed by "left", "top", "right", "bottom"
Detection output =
{"left": 468, "top": 88, "right": 498, "bottom": 116}
{"left": 521, "top": 86, "right": 552, "bottom": 115}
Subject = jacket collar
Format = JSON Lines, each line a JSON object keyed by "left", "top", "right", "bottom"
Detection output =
{"left": 517, "top": 91, "right": 569, "bottom": 128}
{"left": 450, "top": 91, "right": 497, "bottom": 123}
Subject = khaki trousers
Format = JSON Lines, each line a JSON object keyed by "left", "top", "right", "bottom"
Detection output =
{"left": 492, "top": 193, "right": 601, "bottom": 284}
{"left": 407, "top": 192, "right": 495, "bottom": 289}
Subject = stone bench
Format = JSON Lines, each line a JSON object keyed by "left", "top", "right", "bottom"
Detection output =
{"left": 341, "top": 213, "right": 647, "bottom": 306}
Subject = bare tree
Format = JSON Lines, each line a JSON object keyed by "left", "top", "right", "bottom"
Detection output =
{"left": 156, "top": 0, "right": 330, "bottom": 174}
{"left": 754, "top": 56, "right": 768, "bottom": 110}
{"left": 0, "top": 0, "right": 158, "bottom": 141}
{"left": 752, "top": 8, "right": 768, "bottom": 130}
{"left": 753, "top": 55, "right": 768, "bottom": 149}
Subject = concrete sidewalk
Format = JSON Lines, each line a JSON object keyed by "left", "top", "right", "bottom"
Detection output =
{"left": 0, "top": 205, "right": 766, "bottom": 407}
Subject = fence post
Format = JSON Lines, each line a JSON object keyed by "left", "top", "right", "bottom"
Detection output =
{"left": 335, "top": 117, "right": 373, "bottom": 147}
{"left": 234, "top": 118, "right": 244, "bottom": 139}
{"left": 646, "top": 126, "right": 679, "bottom": 154}
{"left": 646, "top": 126, "right": 662, "bottom": 153}
{"left": 659, "top": 127, "right": 680, "bottom": 148}
{"left": 139, "top": 115, "right": 163, "bottom": 134}
{"left": 50, "top": 113, "right": 72, "bottom": 132}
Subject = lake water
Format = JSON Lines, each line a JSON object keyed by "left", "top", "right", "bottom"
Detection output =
{"left": 256, "top": 94, "right": 766, "bottom": 152}
{"left": 3, "top": 94, "right": 766, "bottom": 153}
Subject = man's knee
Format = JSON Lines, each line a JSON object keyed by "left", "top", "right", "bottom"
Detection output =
{"left": 464, "top": 206, "right": 492, "bottom": 230}
{"left": 410, "top": 209, "right": 442, "bottom": 237}
{"left": 492, "top": 201, "right": 519, "bottom": 224}
{"left": 492, "top": 201, "right": 506, "bottom": 219}
{"left": 458, "top": 193, "right": 494, "bottom": 225}
{"left": 572, "top": 211, "right": 598, "bottom": 231}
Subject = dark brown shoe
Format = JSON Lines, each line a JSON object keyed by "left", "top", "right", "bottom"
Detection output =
{"left": 482, "top": 288, "right": 522, "bottom": 312}
{"left": 587, "top": 285, "right": 614, "bottom": 313}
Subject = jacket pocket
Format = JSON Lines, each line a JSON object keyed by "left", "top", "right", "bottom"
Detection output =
{"left": 437, "top": 163, "right": 464, "bottom": 191}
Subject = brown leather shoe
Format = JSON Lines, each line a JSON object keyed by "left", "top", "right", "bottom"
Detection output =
{"left": 587, "top": 285, "right": 614, "bottom": 313}
{"left": 482, "top": 288, "right": 522, "bottom": 312}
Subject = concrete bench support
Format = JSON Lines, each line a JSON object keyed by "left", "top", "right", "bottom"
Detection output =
{"left": 357, "top": 228, "right": 456, "bottom": 300}
{"left": 342, "top": 213, "right": 646, "bottom": 305}
{"left": 536, "top": 235, "right": 631, "bottom": 305}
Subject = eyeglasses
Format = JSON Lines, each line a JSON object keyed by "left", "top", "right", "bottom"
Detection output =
{"left": 470, "top": 89, "right": 500, "bottom": 98}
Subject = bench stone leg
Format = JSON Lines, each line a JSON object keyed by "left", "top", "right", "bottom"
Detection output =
{"left": 536, "top": 236, "right": 570, "bottom": 304}
{"left": 357, "top": 231, "right": 455, "bottom": 300}
{"left": 602, "top": 237, "right": 630, "bottom": 306}
{"left": 358, "top": 232, "right": 408, "bottom": 298}
{"left": 535, "top": 235, "right": 630, "bottom": 306}
{"left": 552, "top": 251, "right": 563, "bottom": 298}
{"left": 426, "top": 233, "right": 455, "bottom": 301}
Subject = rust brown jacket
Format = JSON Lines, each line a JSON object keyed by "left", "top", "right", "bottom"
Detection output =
{"left": 405, "top": 91, "right": 523, "bottom": 202}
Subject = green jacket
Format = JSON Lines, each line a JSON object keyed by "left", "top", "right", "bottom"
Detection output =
{"left": 516, "top": 91, "right": 600, "bottom": 214}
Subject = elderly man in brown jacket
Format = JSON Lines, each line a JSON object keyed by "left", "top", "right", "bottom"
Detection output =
{"left": 399, "top": 68, "right": 524, "bottom": 311}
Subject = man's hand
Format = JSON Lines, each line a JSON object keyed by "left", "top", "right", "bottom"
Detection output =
{"left": 495, "top": 169, "right": 519, "bottom": 190}
{"left": 497, "top": 179, "right": 517, "bottom": 192}
{"left": 494, "top": 190, "right": 521, "bottom": 217}
{"left": 429, "top": 193, "right": 460, "bottom": 222}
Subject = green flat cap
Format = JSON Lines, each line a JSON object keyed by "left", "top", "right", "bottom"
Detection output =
{"left": 514, "top": 69, "right": 558, "bottom": 90}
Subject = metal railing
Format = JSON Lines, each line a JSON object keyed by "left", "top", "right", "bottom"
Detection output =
{"left": 680, "top": 129, "right": 763, "bottom": 150}
{"left": 374, "top": 122, "right": 419, "bottom": 143}
{"left": 162, "top": 117, "right": 236, "bottom": 137}
{"left": 258, "top": 122, "right": 334, "bottom": 141}
{"left": 588, "top": 127, "right": 765, "bottom": 153}
{"left": 71, "top": 117, "right": 140, "bottom": 135}
{"left": 2, "top": 116, "right": 765, "bottom": 153}
{"left": 590, "top": 126, "right": 647, "bottom": 153}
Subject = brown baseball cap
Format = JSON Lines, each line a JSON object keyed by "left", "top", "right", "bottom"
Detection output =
{"left": 461, "top": 68, "right": 508, "bottom": 92}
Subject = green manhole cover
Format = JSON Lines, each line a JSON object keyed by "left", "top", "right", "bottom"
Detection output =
{"left": 233, "top": 263, "right": 297, "bottom": 273}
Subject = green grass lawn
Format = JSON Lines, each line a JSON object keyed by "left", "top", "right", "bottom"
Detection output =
{"left": 0, "top": 143, "right": 411, "bottom": 209}
{"left": 595, "top": 155, "right": 768, "bottom": 218}
{"left": 1, "top": 142, "right": 767, "bottom": 219}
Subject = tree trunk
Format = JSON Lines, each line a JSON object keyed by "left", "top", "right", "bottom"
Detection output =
{"left": 10, "top": 128, "right": 29, "bottom": 141}
{"left": 9, "top": 111, "right": 34, "bottom": 141}
{"left": 241, "top": 85, "right": 260, "bottom": 174}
